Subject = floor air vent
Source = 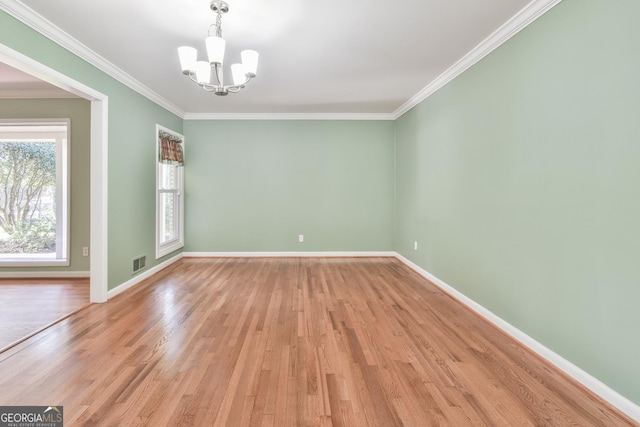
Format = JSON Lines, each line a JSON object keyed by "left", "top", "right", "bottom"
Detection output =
{"left": 133, "top": 255, "right": 146, "bottom": 274}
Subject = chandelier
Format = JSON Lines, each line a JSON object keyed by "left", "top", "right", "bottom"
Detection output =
{"left": 178, "top": 1, "right": 258, "bottom": 96}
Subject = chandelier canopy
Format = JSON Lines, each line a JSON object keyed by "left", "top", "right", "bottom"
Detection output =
{"left": 178, "top": 1, "right": 258, "bottom": 96}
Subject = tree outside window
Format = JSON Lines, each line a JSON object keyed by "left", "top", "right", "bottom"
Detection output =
{"left": 0, "top": 120, "right": 69, "bottom": 265}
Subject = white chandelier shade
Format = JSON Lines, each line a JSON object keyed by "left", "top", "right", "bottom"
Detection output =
{"left": 178, "top": 1, "right": 258, "bottom": 96}
{"left": 205, "top": 36, "right": 225, "bottom": 65}
{"left": 178, "top": 46, "right": 197, "bottom": 74}
{"left": 241, "top": 50, "right": 259, "bottom": 77}
{"left": 195, "top": 61, "right": 211, "bottom": 85}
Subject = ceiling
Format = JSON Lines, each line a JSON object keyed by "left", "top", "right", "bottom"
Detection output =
{"left": 0, "top": 62, "right": 77, "bottom": 98}
{"left": 2, "top": 0, "right": 540, "bottom": 117}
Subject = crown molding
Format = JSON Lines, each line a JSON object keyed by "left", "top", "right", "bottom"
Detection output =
{"left": 0, "top": 0, "right": 185, "bottom": 118}
{"left": 183, "top": 112, "right": 396, "bottom": 121}
{"left": 392, "top": 0, "right": 563, "bottom": 119}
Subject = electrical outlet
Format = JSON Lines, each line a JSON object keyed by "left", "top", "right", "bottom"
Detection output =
{"left": 298, "top": 234, "right": 304, "bottom": 243}
{"left": 414, "top": 241, "right": 418, "bottom": 251}
{"left": 82, "top": 246, "right": 89, "bottom": 256}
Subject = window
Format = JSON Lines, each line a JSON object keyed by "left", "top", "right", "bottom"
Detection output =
{"left": 0, "top": 120, "right": 69, "bottom": 266}
{"left": 156, "top": 125, "right": 184, "bottom": 258}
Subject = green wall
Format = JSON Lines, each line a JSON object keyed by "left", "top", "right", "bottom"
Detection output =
{"left": 184, "top": 120, "right": 395, "bottom": 252}
{"left": 0, "top": 98, "right": 90, "bottom": 272}
{"left": 0, "top": 11, "right": 183, "bottom": 289}
{"left": 395, "top": 0, "right": 640, "bottom": 404}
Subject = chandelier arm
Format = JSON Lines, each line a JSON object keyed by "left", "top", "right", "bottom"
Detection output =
{"left": 239, "top": 75, "right": 252, "bottom": 87}
{"left": 188, "top": 72, "right": 217, "bottom": 91}
{"left": 224, "top": 75, "right": 253, "bottom": 93}
{"left": 187, "top": 72, "right": 199, "bottom": 84}
{"left": 225, "top": 80, "right": 251, "bottom": 93}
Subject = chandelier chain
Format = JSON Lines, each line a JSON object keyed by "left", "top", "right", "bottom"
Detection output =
{"left": 215, "top": 12, "right": 223, "bottom": 38}
{"left": 208, "top": 12, "right": 223, "bottom": 37}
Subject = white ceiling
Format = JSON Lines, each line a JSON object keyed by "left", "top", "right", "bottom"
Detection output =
{"left": 3, "top": 0, "right": 542, "bottom": 117}
{"left": 0, "top": 61, "right": 77, "bottom": 98}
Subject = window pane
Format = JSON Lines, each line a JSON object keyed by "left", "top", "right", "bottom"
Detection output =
{"left": 159, "top": 163, "right": 178, "bottom": 190}
{"left": 0, "top": 140, "right": 58, "bottom": 258}
{"left": 159, "top": 192, "right": 177, "bottom": 245}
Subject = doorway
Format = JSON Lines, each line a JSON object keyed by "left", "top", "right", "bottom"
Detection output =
{"left": 0, "top": 45, "right": 107, "bottom": 319}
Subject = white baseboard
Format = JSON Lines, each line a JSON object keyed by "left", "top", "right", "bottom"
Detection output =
{"left": 0, "top": 270, "right": 90, "bottom": 278}
{"left": 107, "top": 253, "right": 183, "bottom": 299}
{"left": 394, "top": 253, "right": 640, "bottom": 423}
{"left": 183, "top": 251, "right": 396, "bottom": 258}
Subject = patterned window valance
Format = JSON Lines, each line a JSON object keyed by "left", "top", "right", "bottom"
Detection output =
{"left": 158, "top": 131, "right": 184, "bottom": 165}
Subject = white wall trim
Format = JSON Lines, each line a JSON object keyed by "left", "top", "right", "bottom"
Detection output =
{"left": 0, "top": 270, "right": 89, "bottom": 278}
{"left": 392, "top": 0, "right": 563, "bottom": 119}
{"left": 0, "top": 0, "right": 185, "bottom": 118}
{"left": 90, "top": 97, "right": 109, "bottom": 303}
{"left": 107, "top": 253, "right": 184, "bottom": 299}
{"left": 183, "top": 251, "right": 396, "bottom": 258}
{"left": 183, "top": 113, "right": 396, "bottom": 121}
{"left": 394, "top": 253, "right": 640, "bottom": 424}
{"left": 0, "top": 43, "right": 105, "bottom": 100}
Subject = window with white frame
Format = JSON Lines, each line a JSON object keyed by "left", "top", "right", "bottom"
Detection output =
{"left": 0, "top": 120, "right": 69, "bottom": 266}
{"left": 156, "top": 125, "right": 184, "bottom": 258}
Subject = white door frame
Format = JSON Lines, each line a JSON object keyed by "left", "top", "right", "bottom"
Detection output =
{"left": 0, "top": 43, "right": 108, "bottom": 303}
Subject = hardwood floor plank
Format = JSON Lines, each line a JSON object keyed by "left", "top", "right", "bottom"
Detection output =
{"left": 0, "top": 279, "right": 89, "bottom": 351}
{"left": 0, "top": 257, "right": 636, "bottom": 426}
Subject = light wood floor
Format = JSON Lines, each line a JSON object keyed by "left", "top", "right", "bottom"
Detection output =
{"left": 0, "top": 278, "right": 89, "bottom": 351}
{"left": 0, "top": 258, "right": 635, "bottom": 426}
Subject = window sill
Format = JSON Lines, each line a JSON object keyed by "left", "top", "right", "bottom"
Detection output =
{"left": 0, "top": 254, "right": 69, "bottom": 267}
{"left": 156, "top": 241, "right": 184, "bottom": 259}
